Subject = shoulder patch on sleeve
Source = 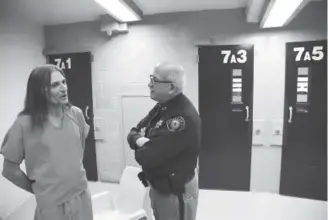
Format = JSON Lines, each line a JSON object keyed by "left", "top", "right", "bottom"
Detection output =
{"left": 166, "top": 116, "right": 186, "bottom": 132}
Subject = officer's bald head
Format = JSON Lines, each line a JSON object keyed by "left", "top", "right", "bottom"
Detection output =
{"left": 154, "top": 62, "right": 186, "bottom": 93}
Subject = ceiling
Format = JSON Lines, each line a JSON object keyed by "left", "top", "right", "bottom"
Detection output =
{"left": 3, "top": 0, "right": 250, "bottom": 25}
{"left": 134, "top": 0, "right": 248, "bottom": 15}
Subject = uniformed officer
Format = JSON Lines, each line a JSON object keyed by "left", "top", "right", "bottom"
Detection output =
{"left": 127, "top": 62, "right": 201, "bottom": 220}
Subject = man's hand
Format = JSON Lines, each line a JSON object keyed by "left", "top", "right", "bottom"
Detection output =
{"left": 2, "top": 159, "right": 34, "bottom": 194}
{"left": 127, "top": 128, "right": 143, "bottom": 150}
{"left": 139, "top": 128, "right": 146, "bottom": 137}
{"left": 136, "top": 137, "right": 150, "bottom": 147}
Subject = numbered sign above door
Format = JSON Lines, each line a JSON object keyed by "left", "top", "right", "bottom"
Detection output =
{"left": 221, "top": 48, "right": 248, "bottom": 64}
{"left": 293, "top": 45, "right": 325, "bottom": 62}
{"left": 53, "top": 57, "right": 72, "bottom": 70}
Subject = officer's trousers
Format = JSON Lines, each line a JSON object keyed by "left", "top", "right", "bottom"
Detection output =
{"left": 149, "top": 174, "right": 199, "bottom": 220}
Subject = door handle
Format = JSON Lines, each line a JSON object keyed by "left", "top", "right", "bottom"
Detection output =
{"left": 288, "top": 106, "right": 293, "bottom": 124}
{"left": 245, "top": 105, "right": 250, "bottom": 122}
{"left": 85, "top": 105, "right": 90, "bottom": 120}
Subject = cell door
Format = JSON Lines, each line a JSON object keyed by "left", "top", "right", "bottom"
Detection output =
{"left": 280, "top": 40, "right": 327, "bottom": 201}
{"left": 198, "top": 45, "right": 254, "bottom": 190}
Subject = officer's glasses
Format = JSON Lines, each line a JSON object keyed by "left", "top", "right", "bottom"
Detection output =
{"left": 150, "top": 75, "right": 172, "bottom": 85}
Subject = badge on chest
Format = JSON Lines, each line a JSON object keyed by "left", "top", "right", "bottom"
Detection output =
{"left": 148, "top": 116, "right": 186, "bottom": 137}
{"left": 155, "top": 120, "right": 164, "bottom": 128}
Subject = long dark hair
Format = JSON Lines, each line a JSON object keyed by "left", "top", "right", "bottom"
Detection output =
{"left": 20, "top": 64, "right": 67, "bottom": 128}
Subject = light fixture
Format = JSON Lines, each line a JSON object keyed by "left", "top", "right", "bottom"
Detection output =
{"left": 261, "top": 0, "right": 310, "bottom": 28}
{"left": 94, "top": 0, "right": 143, "bottom": 23}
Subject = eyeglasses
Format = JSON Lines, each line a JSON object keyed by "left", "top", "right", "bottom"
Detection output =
{"left": 149, "top": 75, "right": 172, "bottom": 85}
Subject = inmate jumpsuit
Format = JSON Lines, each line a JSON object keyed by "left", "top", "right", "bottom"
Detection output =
{"left": 1, "top": 106, "right": 93, "bottom": 220}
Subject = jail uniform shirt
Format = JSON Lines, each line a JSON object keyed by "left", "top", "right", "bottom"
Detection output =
{"left": 0, "top": 106, "right": 90, "bottom": 210}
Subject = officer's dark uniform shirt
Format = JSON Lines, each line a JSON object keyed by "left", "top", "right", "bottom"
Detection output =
{"left": 127, "top": 93, "right": 201, "bottom": 194}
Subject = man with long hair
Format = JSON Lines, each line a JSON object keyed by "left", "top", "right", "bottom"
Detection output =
{"left": 1, "top": 64, "right": 93, "bottom": 220}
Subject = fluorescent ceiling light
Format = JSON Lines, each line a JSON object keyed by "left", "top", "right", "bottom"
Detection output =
{"left": 95, "top": 0, "right": 142, "bottom": 22}
{"left": 262, "top": 0, "right": 309, "bottom": 28}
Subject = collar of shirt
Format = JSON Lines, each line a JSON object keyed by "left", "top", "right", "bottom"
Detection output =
{"left": 161, "top": 93, "right": 184, "bottom": 111}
